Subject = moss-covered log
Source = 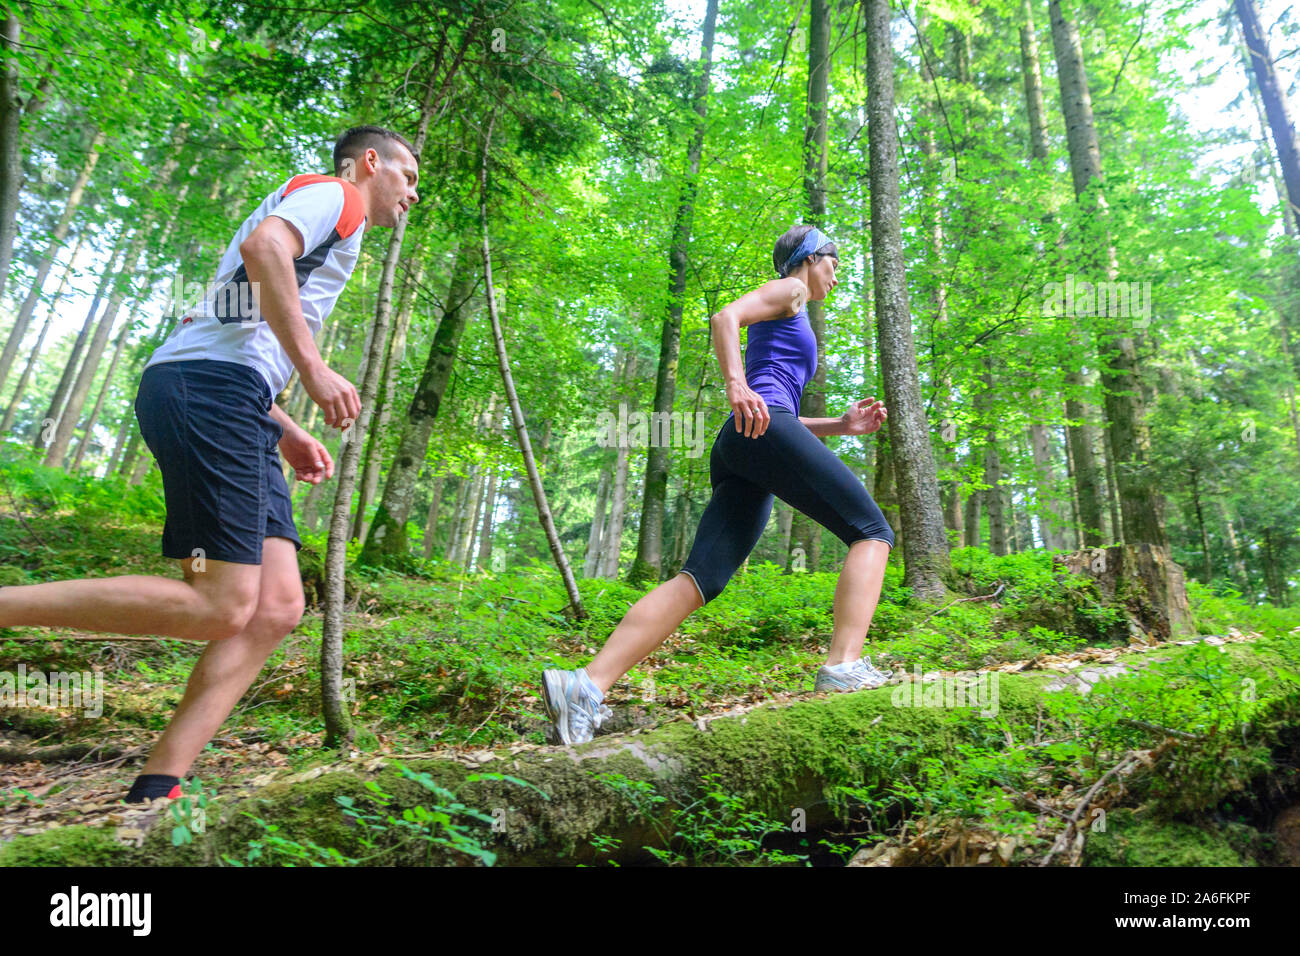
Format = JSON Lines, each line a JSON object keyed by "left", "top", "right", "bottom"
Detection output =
{"left": 0, "top": 674, "right": 1056, "bottom": 866}
{"left": 3, "top": 633, "right": 1298, "bottom": 867}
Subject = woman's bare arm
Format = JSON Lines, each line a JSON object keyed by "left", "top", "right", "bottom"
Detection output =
{"left": 710, "top": 278, "right": 809, "bottom": 438}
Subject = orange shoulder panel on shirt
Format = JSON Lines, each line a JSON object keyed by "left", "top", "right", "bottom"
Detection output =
{"left": 282, "top": 174, "right": 366, "bottom": 240}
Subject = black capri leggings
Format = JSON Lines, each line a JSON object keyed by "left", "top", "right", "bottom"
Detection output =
{"left": 678, "top": 407, "right": 895, "bottom": 605}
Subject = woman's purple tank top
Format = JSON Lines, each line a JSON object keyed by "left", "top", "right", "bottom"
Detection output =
{"left": 727, "top": 307, "right": 818, "bottom": 418}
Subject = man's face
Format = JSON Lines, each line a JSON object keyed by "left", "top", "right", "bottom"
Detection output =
{"left": 363, "top": 144, "right": 420, "bottom": 228}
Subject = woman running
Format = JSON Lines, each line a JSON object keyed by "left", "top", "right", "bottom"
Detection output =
{"left": 542, "top": 224, "right": 895, "bottom": 746}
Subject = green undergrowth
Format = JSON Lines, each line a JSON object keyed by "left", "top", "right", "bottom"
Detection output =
{"left": 3, "top": 443, "right": 1299, "bottom": 764}
{"left": 3, "top": 450, "right": 1300, "bottom": 865}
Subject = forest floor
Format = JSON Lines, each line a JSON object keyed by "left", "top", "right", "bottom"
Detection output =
{"left": 2, "top": 456, "right": 1299, "bottom": 865}
{"left": 0, "top": 623, "right": 1272, "bottom": 854}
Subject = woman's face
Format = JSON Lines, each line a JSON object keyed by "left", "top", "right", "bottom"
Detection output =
{"left": 804, "top": 253, "right": 839, "bottom": 301}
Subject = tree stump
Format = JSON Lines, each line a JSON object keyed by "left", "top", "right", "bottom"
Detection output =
{"left": 1052, "top": 543, "right": 1193, "bottom": 642}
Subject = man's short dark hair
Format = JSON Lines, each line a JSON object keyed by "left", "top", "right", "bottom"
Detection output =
{"left": 332, "top": 125, "right": 417, "bottom": 177}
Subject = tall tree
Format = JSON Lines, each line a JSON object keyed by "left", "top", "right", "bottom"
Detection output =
{"left": 0, "top": 128, "right": 106, "bottom": 393}
{"left": 1235, "top": 0, "right": 1300, "bottom": 237}
{"left": 0, "top": 14, "right": 21, "bottom": 295}
{"left": 865, "top": 0, "right": 950, "bottom": 601}
{"left": 322, "top": 72, "right": 441, "bottom": 749}
{"left": 478, "top": 108, "right": 586, "bottom": 618}
{"left": 1017, "top": 0, "right": 1071, "bottom": 550}
{"left": 351, "top": 250, "right": 425, "bottom": 542}
{"left": 627, "top": 0, "right": 720, "bottom": 588}
{"left": 35, "top": 229, "right": 130, "bottom": 451}
{"left": 790, "top": 0, "right": 833, "bottom": 572}
{"left": 600, "top": 347, "right": 638, "bottom": 578}
{"left": 0, "top": 230, "right": 82, "bottom": 432}
{"left": 362, "top": 237, "right": 478, "bottom": 562}
{"left": 1048, "top": 0, "right": 1168, "bottom": 549}
{"left": 43, "top": 126, "right": 188, "bottom": 467}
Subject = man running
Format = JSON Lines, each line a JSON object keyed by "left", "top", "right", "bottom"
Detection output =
{"left": 0, "top": 125, "right": 419, "bottom": 802}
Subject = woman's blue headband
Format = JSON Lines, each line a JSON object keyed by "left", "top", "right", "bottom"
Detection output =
{"left": 780, "top": 227, "right": 834, "bottom": 277}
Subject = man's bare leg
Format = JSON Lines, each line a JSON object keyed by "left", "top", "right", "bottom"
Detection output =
{"left": 825, "top": 538, "right": 890, "bottom": 666}
{"left": 141, "top": 537, "right": 305, "bottom": 777}
{"left": 0, "top": 558, "right": 261, "bottom": 640}
{"left": 584, "top": 572, "right": 703, "bottom": 695}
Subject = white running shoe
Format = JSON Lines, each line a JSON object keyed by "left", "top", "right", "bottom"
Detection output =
{"left": 814, "top": 656, "right": 892, "bottom": 693}
{"left": 541, "top": 668, "right": 613, "bottom": 746}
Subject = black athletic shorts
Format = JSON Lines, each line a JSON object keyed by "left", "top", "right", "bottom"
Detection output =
{"left": 678, "top": 406, "right": 894, "bottom": 605}
{"left": 134, "top": 359, "right": 302, "bottom": 565}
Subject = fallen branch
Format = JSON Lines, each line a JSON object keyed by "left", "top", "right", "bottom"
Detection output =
{"left": 1038, "top": 750, "right": 1145, "bottom": 867}
{"left": 915, "top": 583, "right": 1005, "bottom": 627}
{"left": 0, "top": 741, "right": 125, "bottom": 764}
{"left": 1117, "top": 717, "right": 1203, "bottom": 741}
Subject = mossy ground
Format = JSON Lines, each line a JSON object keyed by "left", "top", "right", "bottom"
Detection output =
{"left": 3, "top": 454, "right": 1300, "bottom": 865}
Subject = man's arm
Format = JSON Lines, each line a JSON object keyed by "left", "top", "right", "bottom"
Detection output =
{"left": 239, "top": 216, "right": 359, "bottom": 428}
{"left": 268, "top": 400, "right": 334, "bottom": 484}
{"left": 267, "top": 401, "right": 300, "bottom": 435}
{"left": 239, "top": 217, "right": 319, "bottom": 374}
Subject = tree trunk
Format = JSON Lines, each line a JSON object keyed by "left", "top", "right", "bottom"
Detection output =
{"left": 921, "top": 74, "right": 962, "bottom": 545}
{"left": 477, "top": 110, "right": 585, "bottom": 619}
{"left": 69, "top": 305, "right": 136, "bottom": 471}
{"left": 1, "top": 231, "right": 83, "bottom": 433}
{"left": 44, "top": 127, "right": 187, "bottom": 467}
{"left": 352, "top": 253, "right": 426, "bottom": 542}
{"left": 0, "top": 15, "right": 21, "bottom": 297}
{"left": 1262, "top": 531, "right": 1286, "bottom": 606}
{"left": 446, "top": 474, "right": 472, "bottom": 564}
{"left": 1102, "top": 423, "right": 1121, "bottom": 543}
{"left": 866, "top": 0, "right": 949, "bottom": 601}
{"left": 585, "top": 467, "right": 611, "bottom": 578}
{"left": 790, "top": 0, "right": 833, "bottom": 573}
{"left": 973, "top": 354, "right": 1006, "bottom": 556}
{"left": 465, "top": 395, "right": 498, "bottom": 572}
{"left": 1189, "top": 468, "right": 1212, "bottom": 585}
{"left": 0, "top": 128, "right": 105, "bottom": 394}
{"left": 1014, "top": 1, "right": 1072, "bottom": 554}
{"left": 1027, "top": 419, "right": 1068, "bottom": 551}
{"left": 1216, "top": 498, "right": 1251, "bottom": 598}
{"left": 128, "top": 452, "right": 153, "bottom": 486}
{"left": 107, "top": 316, "right": 174, "bottom": 476}
{"left": 628, "top": 0, "right": 719, "bottom": 589}
{"left": 599, "top": 351, "right": 637, "bottom": 578}
{"left": 1053, "top": 543, "right": 1193, "bottom": 640}
{"left": 36, "top": 230, "right": 130, "bottom": 450}
{"left": 1236, "top": 19, "right": 1299, "bottom": 236}
{"left": 298, "top": 320, "right": 348, "bottom": 434}
{"left": 963, "top": 457, "right": 981, "bottom": 549}
{"left": 475, "top": 465, "right": 499, "bottom": 573}
{"left": 322, "top": 77, "right": 442, "bottom": 749}
{"left": 985, "top": 451, "right": 1007, "bottom": 555}
{"left": 457, "top": 464, "right": 484, "bottom": 571}
{"left": 872, "top": 428, "right": 901, "bottom": 553}
{"left": 362, "top": 238, "right": 477, "bottom": 562}
{"left": 423, "top": 474, "right": 445, "bottom": 561}
{"left": 1236, "top": 0, "right": 1300, "bottom": 235}
{"left": 300, "top": 471, "right": 330, "bottom": 533}
{"left": 1048, "top": 0, "right": 1167, "bottom": 549}
{"left": 43, "top": 231, "right": 149, "bottom": 468}
{"left": 1012, "top": 440, "right": 1034, "bottom": 549}
{"left": 475, "top": 398, "right": 504, "bottom": 573}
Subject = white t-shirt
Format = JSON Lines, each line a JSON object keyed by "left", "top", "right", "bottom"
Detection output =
{"left": 146, "top": 173, "right": 367, "bottom": 400}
